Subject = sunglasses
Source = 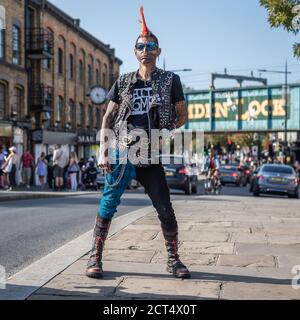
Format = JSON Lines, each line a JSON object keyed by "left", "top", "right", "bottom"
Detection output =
{"left": 135, "top": 41, "right": 158, "bottom": 51}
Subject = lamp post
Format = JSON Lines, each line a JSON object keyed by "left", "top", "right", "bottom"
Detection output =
{"left": 258, "top": 61, "right": 292, "bottom": 151}
{"left": 169, "top": 68, "right": 193, "bottom": 73}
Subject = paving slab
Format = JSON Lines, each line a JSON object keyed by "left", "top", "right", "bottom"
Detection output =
{"left": 114, "top": 277, "right": 221, "bottom": 300}
{"left": 221, "top": 282, "right": 300, "bottom": 300}
{"left": 217, "top": 255, "right": 276, "bottom": 268}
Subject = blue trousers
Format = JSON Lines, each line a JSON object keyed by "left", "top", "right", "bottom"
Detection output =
{"left": 98, "top": 154, "right": 178, "bottom": 232}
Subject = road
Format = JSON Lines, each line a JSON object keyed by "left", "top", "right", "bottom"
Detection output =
{"left": 0, "top": 182, "right": 264, "bottom": 278}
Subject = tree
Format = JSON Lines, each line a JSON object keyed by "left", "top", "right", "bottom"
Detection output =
{"left": 260, "top": 0, "right": 300, "bottom": 57}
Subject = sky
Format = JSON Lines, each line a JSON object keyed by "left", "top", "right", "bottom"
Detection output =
{"left": 50, "top": 0, "right": 300, "bottom": 90}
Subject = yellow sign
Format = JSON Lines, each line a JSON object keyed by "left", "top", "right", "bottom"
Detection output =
{"left": 0, "top": 123, "right": 12, "bottom": 137}
{"left": 188, "top": 98, "right": 286, "bottom": 120}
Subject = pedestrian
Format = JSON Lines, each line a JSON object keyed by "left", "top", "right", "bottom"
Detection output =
{"left": 78, "top": 157, "right": 85, "bottom": 188}
{"left": 86, "top": 6, "right": 190, "bottom": 279}
{"left": 45, "top": 148, "right": 54, "bottom": 189}
{"left": 36, "top": 152, "right": 48, "bottom": 189}
{"left": 2, "top": 146, "right": 18, "bottom": 191}
{"left": 20, "top": 149, "right": 34, "bottom": 189}
{"left": 53, "top": 145, "right": 65, "bottom": 191}
{"left": 68, "top": 151, "right": 79, "bottom": 191}
{"left": 0, "top": 146, "right": 5, "bottom": 189}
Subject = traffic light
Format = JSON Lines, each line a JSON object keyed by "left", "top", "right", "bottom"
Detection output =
{"left": 227, "top": 140, "right": 232, "bottom": 153}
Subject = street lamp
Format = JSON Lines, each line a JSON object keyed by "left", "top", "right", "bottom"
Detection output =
{"left": 258, "top": 60, "right": 292, "bottom": 150}
{"left": 169, "top": 68, "right": 193, "bottom": 73}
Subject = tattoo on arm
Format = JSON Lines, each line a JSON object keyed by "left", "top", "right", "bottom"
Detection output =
{"left": 102, "top": 101, "right": 119, "bottom": 130}
{"left": 99, "top": 101, "right": 119, "bottom": 154}
{"left": 175, "top": 100, "right": 188, "bottom": 128}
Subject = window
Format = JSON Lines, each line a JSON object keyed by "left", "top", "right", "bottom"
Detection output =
{"left": 0, "top": 83, "right": 6, "bottom": 119}
{"left": 77, "top": 103, "right": 84, "bottom": 127}
{"left": 68, "top": 54, "right": 74, "bottom": 80}
{"left": 95, "top": 69, "right": 100, "bottom": 85}
{"left": 42, "top": 58, "right": 51, "bottom": 69}
{"left": 12, "top": 87, "right": 23, "bottom": 120}
{"left": 79, "top": 60, "right": 84, "bottom": 84}
{"left": 88, "top": 105, "right": 93, "bottom": 128}
{"left": 0, "top": 29, "right": 5, "bottom": 59}
{"left": 96, "top": 108, "right": 101, "bottom": 129}
{"left": 56, "top": 96, "right": 64, "bottom": 124}
{"left": 12, "top": 25, "right": 21, "bottom": 65}
{"left": 102, "top": 72, "right": 106, "bottom": 89}
{"left": 88, "top": 64, "right": 92, "bottom": 87}
{"left": 58, "top": 48, "right": 63, "bottom": 74}
{"left": 68, "top": 99, "right": 75, "bottom": 127}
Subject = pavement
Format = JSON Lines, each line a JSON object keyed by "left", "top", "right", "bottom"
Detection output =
{"left": 1, "top": 192, "right": 300, "bottom": 300}
{"left": 0, "top": 188, "right": 99, "bottom": 202}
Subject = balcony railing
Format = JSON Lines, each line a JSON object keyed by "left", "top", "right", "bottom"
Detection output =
{"left": 29, "top": 84, "right": 53, "bottom": 113}
{"left": 26, "top": 28, "right": 54, "bottom": 60}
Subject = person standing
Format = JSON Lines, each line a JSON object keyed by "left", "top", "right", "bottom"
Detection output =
{"left": 0, "top": 146, "right": 5, "bottom": 189}
{"left": 3, "top": 147, "right": 18, "bottom": 190}
{"left": 68, "top": 151, "right": 79, "bottom": 191}
{"left": 53, "top": 145, "right": 65, "bottom": 191}
{"left": 20, "top": 150, "right": 34, "bottom": 189}
{"left": 36, "top": 152, "right": 48, "bottom": 189}
{"left": 45, "top": 148, "right": 54, "bottom": 189}
{"left": 86, "top": 7, "right": 190, "bottom": 279}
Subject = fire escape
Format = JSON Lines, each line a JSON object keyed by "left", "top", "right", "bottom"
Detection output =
{"left": 26, "top": 28, "right": 54, "bottom": 117}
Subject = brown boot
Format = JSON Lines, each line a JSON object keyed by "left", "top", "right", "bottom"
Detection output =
{"left": 165, "top": 239, "right": 191, "bottom": 279}
{"left": 162, "top": 227, "right": 191, "bottom": 279}
{"left": 86, "top": 215, "right": 111, "bottom": 279}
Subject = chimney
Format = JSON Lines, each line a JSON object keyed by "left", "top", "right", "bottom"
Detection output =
{"left": 74, "top": 19, "right": 80, "bottom": 27}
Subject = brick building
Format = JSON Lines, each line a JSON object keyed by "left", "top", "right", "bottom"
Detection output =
{"left": 0, "top": 0, "right": 122, "bottom": 182}
{"left": 0, "top": 0, "right": 30, "bottom": 168}
{"left": 26, "top": 0, "right": 122, "bottom": 162}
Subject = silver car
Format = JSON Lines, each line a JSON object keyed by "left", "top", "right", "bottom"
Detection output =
{"left": 251, "top": 164, "right": 299, "bottom": 198}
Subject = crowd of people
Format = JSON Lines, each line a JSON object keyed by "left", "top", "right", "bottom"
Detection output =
{"left": 0, "top": 144, "right": 99, "bottom": 192}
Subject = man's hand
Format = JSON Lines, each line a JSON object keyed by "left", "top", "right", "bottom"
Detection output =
{"left": 98, "top": 154, "right": 111, "bottom": 173}
{"left": 175, "top": 100, "right": 188, "bottom": 128}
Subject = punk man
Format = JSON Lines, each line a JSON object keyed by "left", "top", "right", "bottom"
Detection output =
{"left": 86, "top": 6, "right": 190, "bottom": 279}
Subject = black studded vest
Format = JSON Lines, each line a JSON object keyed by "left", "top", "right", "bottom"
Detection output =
{"left": 112, "top": 68, "right": 176, "bottom": 136}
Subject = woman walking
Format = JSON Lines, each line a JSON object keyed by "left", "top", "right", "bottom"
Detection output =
{"left": 36, "top": 152, "right": 48, "bottom": 189}
{"left": 2, "top": 147, "right": 18, "bottom": 191}
{"left": 68, "top": 152, "right": 79, "bottom": 191}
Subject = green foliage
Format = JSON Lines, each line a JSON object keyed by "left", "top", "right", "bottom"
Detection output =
{"left": 260, "top": 0, "right": 300, "bottom": 57}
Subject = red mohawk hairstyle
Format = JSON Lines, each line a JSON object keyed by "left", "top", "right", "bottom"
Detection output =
{"left": 140, "top": 5, "right": 150, "bottom": 36}
{"left": 136, "top": 5, "right": 159, "bottom": 45}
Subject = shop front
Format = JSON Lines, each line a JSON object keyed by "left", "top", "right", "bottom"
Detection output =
{"left": 77, "top": 134, "right": 99, "bottom": 161}
{"left": 0, "top": 122, "right": 13, "bottom": 150}
{"left": 31, "top": 129, "right": 78, "bottom": 185}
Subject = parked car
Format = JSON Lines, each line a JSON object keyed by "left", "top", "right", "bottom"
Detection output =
{"left": 250, "top": 164, "right": 299, "bottom": 198}
{"left": 219, "top": 164, "right": 242, "bottom": 187}
{"left": 158, "top": 155, "right": 198, "bottom": 195}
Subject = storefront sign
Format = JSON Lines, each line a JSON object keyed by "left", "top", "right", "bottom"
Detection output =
{"left": 78, "top": 135, "right": 96, "bottom": 144}
{"left": 0, "top": 123, "right": 12, "bottom": 137}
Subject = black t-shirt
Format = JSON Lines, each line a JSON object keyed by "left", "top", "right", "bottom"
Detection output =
{"left": 106, "top": 73, "right": 185, "bottom": 130}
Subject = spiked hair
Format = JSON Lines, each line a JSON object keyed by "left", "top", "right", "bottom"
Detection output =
{"left": 136, "top": 5, "right": 159, "bottom": 45}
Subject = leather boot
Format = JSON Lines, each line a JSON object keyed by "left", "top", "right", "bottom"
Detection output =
{"left": 86, "top": 215, "right": 111, "bottom": 278}
{"left": 163, "top": 228, "right": 191, "bottom": 279}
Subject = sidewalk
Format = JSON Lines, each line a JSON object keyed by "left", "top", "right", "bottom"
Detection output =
{"left": 0, "top": 187, "right": 99, "bottom": 202}
{"left": 4, "top": 195, "right": 300, "bottom": 300}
